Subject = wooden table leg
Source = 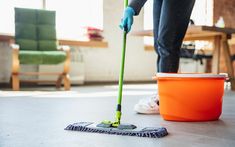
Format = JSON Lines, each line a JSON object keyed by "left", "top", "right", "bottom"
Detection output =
{"left": 221, "top": 37, "right": 235, "bottom": 90}
{"left": 212, "top": 36, "right": 221, "bottom": 74}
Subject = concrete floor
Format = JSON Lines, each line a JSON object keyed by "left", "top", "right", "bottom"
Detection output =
{"left": 0, "top": 84, "right": 235, "bottom": 147}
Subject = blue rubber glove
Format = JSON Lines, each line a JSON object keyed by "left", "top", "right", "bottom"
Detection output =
{"left": 119, "top": 6, "right": 135, "bottom": 33}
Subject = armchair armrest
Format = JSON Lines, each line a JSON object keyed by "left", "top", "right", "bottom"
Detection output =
{"left": 11, "top": 44, "right": 20, "bottom": 74}
{"left": 57, "top": 45, "right": 70, "bottom": 74}
{"left": 11, "top": 44, "right": 20, "bottom": 50}
{"left": 57, "top": 45, "right": 70, "bottom": 52}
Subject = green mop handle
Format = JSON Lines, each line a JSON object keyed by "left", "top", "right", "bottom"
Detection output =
{"left": 115, "top": 0, "right": 128, "bottom": 124}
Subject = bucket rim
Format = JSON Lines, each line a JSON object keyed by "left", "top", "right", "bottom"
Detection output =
{"left": 156, "top": 73, "right": 227, "bottom": 78}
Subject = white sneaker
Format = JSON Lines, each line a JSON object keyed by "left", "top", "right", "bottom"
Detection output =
{"left": 134, "top": 94, "right": 160, "bottom": 114}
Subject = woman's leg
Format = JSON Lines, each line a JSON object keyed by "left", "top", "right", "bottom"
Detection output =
{"left": 157, "top": 0, "right": 195, "bottom": 72}
{"left": 153, "top": 0, "right": 163, "bottom": 72}
{"left": 134, "top": 0, "right": 195, "bottom": 114}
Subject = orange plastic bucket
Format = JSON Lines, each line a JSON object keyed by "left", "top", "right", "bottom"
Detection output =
{"left": 154, "top": 73, "right": 226, "bottom": 121}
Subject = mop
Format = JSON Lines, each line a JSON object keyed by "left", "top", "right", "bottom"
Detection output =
{"left": 65, "top": 0, "right": 168, "bottom": 138}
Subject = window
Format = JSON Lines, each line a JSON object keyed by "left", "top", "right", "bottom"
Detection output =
{"left": 143, "top": 0, "right": 153, "bottom": 45}
{"left": 143, "top": 0, "right": 153, "bottom": 30}
{"left": 46, "top": 0, "right": 103, "bottom": 39}
{"left": 0, "top": 0, "right": 103, "bottom": 39}
{"left": 0, "top": 0, "right": 42, "bottom": 34}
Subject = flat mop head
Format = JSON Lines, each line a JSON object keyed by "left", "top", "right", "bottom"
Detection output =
{"left": 65, "top": 122, "right": 168, "bottom": 138}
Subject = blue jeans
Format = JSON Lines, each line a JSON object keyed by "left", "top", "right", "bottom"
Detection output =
{"left": 153, "top": 0, "right": 195, "bottom": 72}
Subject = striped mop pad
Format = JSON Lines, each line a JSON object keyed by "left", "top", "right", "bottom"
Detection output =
{"left": 65, "top": 122, "right": 168, "bottom": 138}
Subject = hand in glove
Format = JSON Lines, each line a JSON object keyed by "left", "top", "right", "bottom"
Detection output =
{"left": 119, "top": 6, "right": 135, "bottom": 33}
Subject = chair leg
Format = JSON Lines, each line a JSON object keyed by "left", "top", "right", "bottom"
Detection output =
{"left": 56, "top": 74, "right": 63, "bottom": 89}
{"left": 11, "top": 45, "right": 20, "bottom": 91}
{"left": 63, "top": 74, "right": 71, "bottom": 90}
{"left": 12, "top": 74, "right": 19, "bottom": 91}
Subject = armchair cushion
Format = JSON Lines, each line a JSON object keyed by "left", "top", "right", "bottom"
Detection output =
{"left": 42, "top": 51, "right": 66, "bottom": 64}
{"left": 37, "top": 10, "right": 57, "bottom": 51}
{"left": 15, "top": 23, "right": 37, "bottom": 40}
{"left": 15, "top": 8, "right": 66, "bottom": 65}
{"left": 19, "top": 50, "right": 43, "bottom": 64}
{"left": 19, "top": 50, "right": 66, "bottom": 65}
{"left": 15, "top": 8, "right": 37, "bottom": 24}
{"left": 37, "top": 10, "right": 55, "bottom": 25}
{"left": 16, "top": 39, "right": 37, "bottom": 51}
{"left": 38, "top": 25, "right": 56, "bottom": 40}
{"left": 38, "top": 40, "right": 57, "bottom": 51}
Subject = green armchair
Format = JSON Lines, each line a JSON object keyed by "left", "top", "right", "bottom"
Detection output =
{"left": 11, "top": 8, "right": 71, "bottom": 90}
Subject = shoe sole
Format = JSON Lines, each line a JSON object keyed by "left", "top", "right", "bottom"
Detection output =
{"left": 134, "top": 105, "right": 159, "bottom": 114}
